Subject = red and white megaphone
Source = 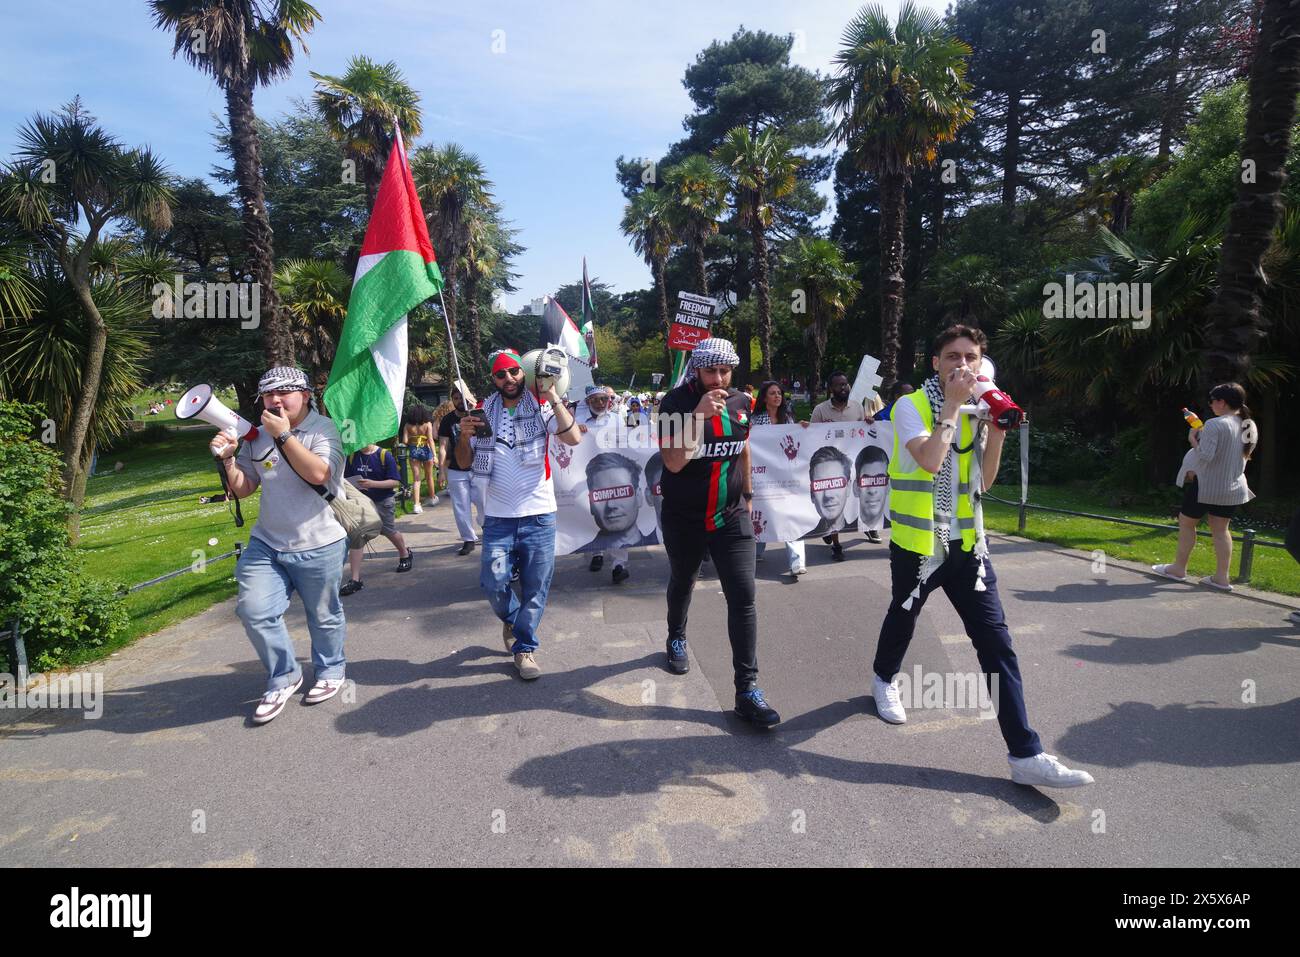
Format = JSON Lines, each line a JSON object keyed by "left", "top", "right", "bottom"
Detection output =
{"left": 176, "top": 383, "right": 259, "bottom": 442}
{"left": 970, "top": 357, "right": 1022, "bottom": 431}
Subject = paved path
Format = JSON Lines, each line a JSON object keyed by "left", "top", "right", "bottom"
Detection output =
{"left": 4, "top": 503, "right": 1299, "bottom": 867}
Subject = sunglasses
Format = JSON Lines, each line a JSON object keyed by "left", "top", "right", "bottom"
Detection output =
{"left": 493, "top": 368, "right": 523, "bottom": 380}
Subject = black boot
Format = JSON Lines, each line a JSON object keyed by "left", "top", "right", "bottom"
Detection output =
{"left": 735, "top": 688, "right": 780, "bottom": 727}
{"left": 589, "top": 553, "right": 604, "bottom": 572}
{"left": 666, "top": 636, "right": 689, "bottom": 674}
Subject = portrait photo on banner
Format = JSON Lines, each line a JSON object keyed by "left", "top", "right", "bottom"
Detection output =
{"left": 550, "top": 424, "right": 663, "bottom": 556}
{"left": 747, "top": 421, "right": 893, "bottom": 543}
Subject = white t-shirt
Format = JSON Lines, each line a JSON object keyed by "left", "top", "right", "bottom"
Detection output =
{"left": 483, "top": 402, "right": 561, "bottom": 518}
{"left": 892, "top": 397, "right": 962, "bottom": 542}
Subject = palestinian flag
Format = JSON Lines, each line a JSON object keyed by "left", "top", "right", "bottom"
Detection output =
{"left": 670, "top": 348, "right": 689, "bottom": 388}
{"left": 581, "top": 258, "right": 598, "bottom": 369}
{"left": 324, "top": 132, "right": 442, "bottom": 455}
{"left": 540, "top": 294, "right": 590, "bottom": 363}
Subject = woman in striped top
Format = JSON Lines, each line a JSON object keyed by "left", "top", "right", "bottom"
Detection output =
{"left": 1153, "top": 382, "right": 1259, "bottom": 592}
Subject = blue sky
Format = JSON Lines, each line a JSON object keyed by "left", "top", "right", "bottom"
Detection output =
{"left": 1, "top": 0, "right": 943, "bottom": 310}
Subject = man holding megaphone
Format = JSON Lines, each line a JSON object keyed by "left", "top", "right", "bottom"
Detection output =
{"left": 205, "top": 366, "right": 349, "bottom": 725}
{"left": 867, "top": 325, "right": 1095, "bottom": 789}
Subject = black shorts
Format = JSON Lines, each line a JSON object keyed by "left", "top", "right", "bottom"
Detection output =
{"left": 1180, "top": 478, "right": 1237, "bottom": 520}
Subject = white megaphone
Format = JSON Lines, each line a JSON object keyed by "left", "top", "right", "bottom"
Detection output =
{"left": 176, "top": 383, "right": 259, "bottom": 443}
{"left": 520, "top": 345, "right": 571, "bottom": 398}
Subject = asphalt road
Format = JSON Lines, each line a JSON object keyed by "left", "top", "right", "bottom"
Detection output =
{"left": 4, "top": 503, "right": 1299, "bottom": 867}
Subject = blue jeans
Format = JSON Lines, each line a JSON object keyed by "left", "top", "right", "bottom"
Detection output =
{"left": 481, "top": 513, "right": 556, "bottom": 654}
{"left": 236, "top": 535, "right": 348, "bottom": 692}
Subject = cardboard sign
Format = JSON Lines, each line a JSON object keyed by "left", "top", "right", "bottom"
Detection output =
{"left": 668, "top": 291, "right": 718, "bottom": 351}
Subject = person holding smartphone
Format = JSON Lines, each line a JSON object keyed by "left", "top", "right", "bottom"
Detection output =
{"left": 455, "top": 350, "right": 583, "bottom": 680}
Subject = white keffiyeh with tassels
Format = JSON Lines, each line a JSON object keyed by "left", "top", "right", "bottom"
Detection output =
{"left": 900, "top": 376, "right": 992, "bottom": 610}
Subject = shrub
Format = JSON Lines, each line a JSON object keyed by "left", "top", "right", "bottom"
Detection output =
{"left": 0, "top": 400, "right": 127, "bottom": 672}
{"left": 995, "top": 423, "right": 1109, "bottom": 487}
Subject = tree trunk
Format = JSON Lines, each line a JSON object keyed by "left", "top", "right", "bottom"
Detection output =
{"left": 225, "top": 77, "right": 294, "bottom": 368}
{"left": 809, "top": 318, "right": 828, "bottom": 411}
{"left": 751, "top": 209, "right": 772, "bottom": 379}
{"left": 1157, "top": 0, "right": 1188, "bottom": 161}
{"left": 61, "top": 276, "right": 109, "bottom": 542}
{"left": 736, "top": 317, "right": 752, "bottom": 386}
{"left": 1001, "top": 89, "right": 1022, "bottom": 208}
{"left": 694, "top": 243, "right": 709, "bottom": 297}
{"left": 465, "top": 274, "right": 483, "bottom": 386}
{"left": 653, "top": 255, "right": 670, "bottom": 339}
{"left": 441, "top": 259, "right": 459, "bottom": 389}
{"left": 1202, "top": 0, "right": 1300, "bottom": 387}
{"left": 71, "top": 437, "right": 96, "bottom": 512}
{"left": 878, "top": 172, "right": 908, "bottom": 389}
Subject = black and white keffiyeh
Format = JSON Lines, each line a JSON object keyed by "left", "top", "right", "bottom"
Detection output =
{"left": 900, "top": 375, "right": 991, "bottom": 610}
{"left": 470, "top": 389, "right": 548, "bottom": 476}
{"left": 687, "top": 338, "right": 740, "bottom": 378}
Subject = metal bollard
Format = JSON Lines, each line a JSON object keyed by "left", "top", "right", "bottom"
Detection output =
{"left": 1018, "top": 418, "right": 1029, "bottom": 533}
{"left": 1239, "top": 528, "right": 1256, "bottom": 584}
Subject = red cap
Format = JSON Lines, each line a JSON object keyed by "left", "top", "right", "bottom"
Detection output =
{"left": 491, "top": 350, "right": 522, "bottom": 374}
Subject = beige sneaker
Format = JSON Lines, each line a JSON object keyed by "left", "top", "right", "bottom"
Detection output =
{"left": 502, "top": 620, "right": 515, "bottom": 654}
{"left": 514, "top": 651, "right": 541, "bottom": 680}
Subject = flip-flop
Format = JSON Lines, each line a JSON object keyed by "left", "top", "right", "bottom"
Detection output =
{"left": 1151, "top": 564, "right": 1187, "bottom": 582}
{"left": 1199, "top": 576, "right": 1234, "bottom": 592}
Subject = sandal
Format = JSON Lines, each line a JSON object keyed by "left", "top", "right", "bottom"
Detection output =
{"left": 396, "top": 550, "right": 413, "bottom": 573}
{"left": 1198, "top": 576, "right": 1234, "bottom": 592}
{"left": 1151, "top": 564, "right": 1187, "bottom": 581}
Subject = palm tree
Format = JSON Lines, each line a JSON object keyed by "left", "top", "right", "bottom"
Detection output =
{"left": 782, "top": 238, "right": 860, "bottom": 404}
{"left": 1202, "top": 0, "right": 1300, "bottom": 387}
{"left": 274, "top": 258, "right": 347, "bottom": 396}
{"left": 410, "top": 144, "right": 492, "bottom": 384}
{"left": 619, "top": 188, "right": 677, "bottom": 342}
{"left": 712, "top": 126, "right": 801, "bottom": 378}
{"left": 0, "top": 99, "right": 173, "bottom": 524}
{"left": 826, "top": 1, "right": 974, "bottom": 388}
{"left": 0, "top": 268, "right": 153, "bottom": 510}
{"left": 310, "top": 55, "right": 423, "bottom": 209}
{"left": 150, "top": 0, "right": 321, "bottom": 367}
{"left": 663, "top": 155, "right": 728, "bottom": 297}
{"left": 458, "top": 201, "right": 500, "bottom": 384}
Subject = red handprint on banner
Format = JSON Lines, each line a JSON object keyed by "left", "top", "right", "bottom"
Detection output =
{"left": 780, "top": 435, "right": 800, "bottom": 461}
{"left": 751, "top": 509, "right": 766, "bottom": 536}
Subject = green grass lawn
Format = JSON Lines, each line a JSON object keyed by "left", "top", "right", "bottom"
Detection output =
{"left": 982, "top": 481, "right": 1298, "bottom": 597}
{"left": 75, "top": 427, "right": 261, "bottom": 664}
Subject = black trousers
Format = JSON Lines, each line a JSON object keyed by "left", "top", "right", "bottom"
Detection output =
{"left": 873, "top": 542, "right": 1043, "bottom": 759}
{"left": 662, "top": 511, "right": 759, "bottom": 693}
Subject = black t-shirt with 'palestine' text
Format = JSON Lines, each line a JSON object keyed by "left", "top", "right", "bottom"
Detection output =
{"left": 656, "top": 380, "right": 752, "bottom": 531}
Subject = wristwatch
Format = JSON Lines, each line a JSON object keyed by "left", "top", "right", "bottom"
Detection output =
{"left": 276, "top": 429, "right": 292, "bottom": 444}
{"left": 742, "top": 491, "right": 754, "bottom": 501}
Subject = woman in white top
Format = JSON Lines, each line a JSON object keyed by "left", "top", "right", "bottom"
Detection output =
{"left": 1153, "top": 382, "right": 1258, "bottom": 592}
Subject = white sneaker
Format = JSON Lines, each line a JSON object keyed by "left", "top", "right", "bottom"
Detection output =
{"left": 872, "top": 675, "right": 906, "bottom": 724}
{"left": 426, "top": 495, "right": 440, "bottom": 506}
{"left": 412, "top": 503, "right": 423, "bottom": 514}
{"left": 252, "top": 675, "right": 303, "bottom": 724}
{"left": 1009, "top": 752, "right": 1095, "bottom": 788}
{"left": 790, "top": 560, "right": 806, "bottom": 576}
{"left": 303, "top": 678, "right": 345, "bottom": 705}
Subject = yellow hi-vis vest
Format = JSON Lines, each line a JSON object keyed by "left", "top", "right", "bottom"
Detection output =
{"left": 888, "top": 391, "right": 977, "bottom": 557}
